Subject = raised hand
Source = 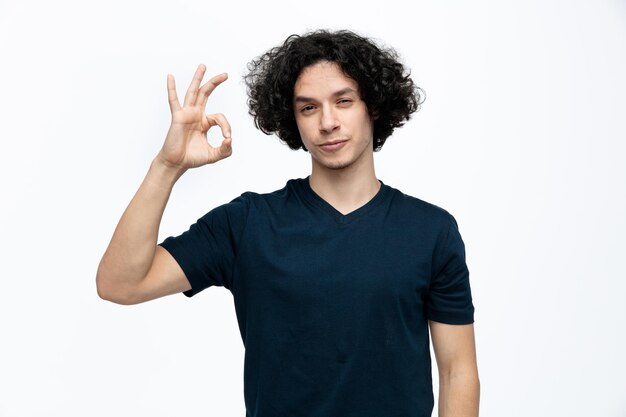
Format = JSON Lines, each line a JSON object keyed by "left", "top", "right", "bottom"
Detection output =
{"left": 156, "top": 64, "right": 233, "bottom": 172}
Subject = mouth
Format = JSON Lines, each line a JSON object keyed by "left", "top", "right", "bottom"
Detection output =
{"left": 319, "top": 139, "right": 348, "bottom": 151}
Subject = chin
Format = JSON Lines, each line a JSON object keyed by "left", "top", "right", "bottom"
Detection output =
{"left": 320, "top": 158, "right": 354, "bottom": 170}
{"left": 325, "top": 164, "right": 349, "bottom": 171}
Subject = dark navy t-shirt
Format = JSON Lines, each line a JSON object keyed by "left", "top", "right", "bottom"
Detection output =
{"left": 158, "top": 176, "right": 474, "bottom": 417}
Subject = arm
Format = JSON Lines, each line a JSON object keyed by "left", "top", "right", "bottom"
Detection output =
{"left": 96, "top": 64, "right": 233, "bottom": 305}
{"left": 429, "top": 321, "right": 480, "bottom": 417}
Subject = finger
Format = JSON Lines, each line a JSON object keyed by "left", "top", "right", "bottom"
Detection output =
{"left": 183, "top": 64, "right": 206, "bottom": 107}
{"left": 167, "top": 74, "right": 181, "bottom": 113}
{"left": 217, "top": 137, "right": 233, "bottom": 159}
{"left": 205, "top": 113, "right": 232, "bottom": 139}
{"left": 207, "top": 136, "right": 232, "bottom": 163}
{"left": 195, "top": 73, "right": 228, "bottom": 109}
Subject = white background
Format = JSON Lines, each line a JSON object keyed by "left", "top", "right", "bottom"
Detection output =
{"left": 1, "top": 0, "right": 625, "bottom": 416}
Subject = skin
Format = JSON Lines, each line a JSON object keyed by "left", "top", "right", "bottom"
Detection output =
{"left": 293, "top": 60, "right": 381, "bottom": 215}
{"left": 97, "top": 62, "right": 480, "bottom": 416}
{"left": 96, "top": 64, "right": 232, "bottom": 304}
{"left": 430, "top": 321, "right": 480, "bottom": 417}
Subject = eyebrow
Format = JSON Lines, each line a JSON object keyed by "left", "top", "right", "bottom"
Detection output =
{"left": 294, "top": 87, "right": 358, "bottom": 103}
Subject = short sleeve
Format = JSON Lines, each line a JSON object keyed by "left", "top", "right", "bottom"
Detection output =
{"left": 426, "top": 213, "right": 475, "bottom": 324}
{"left": 158, "top": 193, "right": 250, "bottom": 297}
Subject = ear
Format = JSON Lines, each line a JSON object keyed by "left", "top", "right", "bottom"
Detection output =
{"left": 371, "top": 110, "right": 380, "bottom": 121}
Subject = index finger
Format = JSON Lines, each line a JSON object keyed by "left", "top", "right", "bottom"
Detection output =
{"left": 205, "top": 113, "right": 232, "bottom": 139}
{"left": 196, "top": 73, "right": 228, "bottom": 109}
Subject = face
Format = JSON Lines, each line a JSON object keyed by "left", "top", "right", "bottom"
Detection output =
{"left": 293, "top": 61, "right": 375, "bottom": 173}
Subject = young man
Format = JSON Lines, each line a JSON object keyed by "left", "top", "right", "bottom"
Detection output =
{"left": 97, "top": 30, "right": 479, "bottom": 417}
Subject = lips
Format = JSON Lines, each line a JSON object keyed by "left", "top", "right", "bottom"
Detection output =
{"left": 320, "top": 139, "right": 347, "bottom": 146}
{"left": 319, "top": 140, "right": 347, "bottom": 151}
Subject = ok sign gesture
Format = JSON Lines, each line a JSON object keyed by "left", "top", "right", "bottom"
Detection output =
{"left": 156, "top": 64, "right": 233, "bottom": 172}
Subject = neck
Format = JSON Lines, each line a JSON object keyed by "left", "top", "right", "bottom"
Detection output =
{"left": 308, "top": 153, "right": 380, "bottom": 215}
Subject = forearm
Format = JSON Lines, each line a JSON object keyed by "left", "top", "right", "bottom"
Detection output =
{"left": 438, "top": 370, "right": 480, "bottom": 417}
{"left": 96, "top": 157, "right": 185, "bottom": 300}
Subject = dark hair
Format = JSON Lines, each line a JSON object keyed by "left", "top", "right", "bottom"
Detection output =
{"left": 244, "top": 29, "right": 424, "bottom": 152}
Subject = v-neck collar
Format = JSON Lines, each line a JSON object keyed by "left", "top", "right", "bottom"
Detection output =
{"left": 297, "top": 175, "right": 390, "bottom": 225}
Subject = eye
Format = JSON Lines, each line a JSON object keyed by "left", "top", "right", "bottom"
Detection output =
{"left": 338, "top": 99, "right": 352, "bottom": 105}
{"left": 301, "top": 105, "right": 316, "bottom": 113}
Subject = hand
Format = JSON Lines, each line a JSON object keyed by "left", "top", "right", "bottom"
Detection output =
{"left": 156, "top": 64, "right": 233, "bottom": 172}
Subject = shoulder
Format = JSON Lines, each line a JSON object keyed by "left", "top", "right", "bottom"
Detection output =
{"left": 233, "top": 177, "right": 305, "bottom": 207}
{"left": 385, "top": 183, "right": 456, "bottom": 227}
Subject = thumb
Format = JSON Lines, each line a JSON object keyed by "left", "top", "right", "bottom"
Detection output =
{"left": 219, "top": 137, "right": 233, "bottom": 158}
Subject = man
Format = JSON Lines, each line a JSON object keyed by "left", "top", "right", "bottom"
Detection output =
{"left": 97, "top": 29, "right": 479, "bottom": 417}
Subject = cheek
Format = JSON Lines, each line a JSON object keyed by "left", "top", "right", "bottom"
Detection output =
{"left": 356, "top": 116, "right": 374, "bottom": 139}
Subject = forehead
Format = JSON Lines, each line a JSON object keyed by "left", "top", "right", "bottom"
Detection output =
{"left": 293, "top": 61, "right": 359, "bottom": 97}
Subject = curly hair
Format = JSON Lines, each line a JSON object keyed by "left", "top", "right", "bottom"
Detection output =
{"left": 244, "top": 29, "right": 424, "bottom": 152}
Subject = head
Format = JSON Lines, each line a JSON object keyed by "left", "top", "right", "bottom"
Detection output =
{"left": 244, "top": 29, "right": 424, "bottom": 152}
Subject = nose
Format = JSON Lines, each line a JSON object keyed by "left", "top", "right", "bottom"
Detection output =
{"left": 319, "top": 104, "right": 340, "bottom": 133}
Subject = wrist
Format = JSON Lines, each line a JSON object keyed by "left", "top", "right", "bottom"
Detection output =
{"left": 148, "top": 156, "right": 186, "bottom": 188}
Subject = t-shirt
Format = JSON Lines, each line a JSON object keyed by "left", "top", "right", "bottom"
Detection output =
{"left": 158, "top": 176, "right": 474, "bottom": 417}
